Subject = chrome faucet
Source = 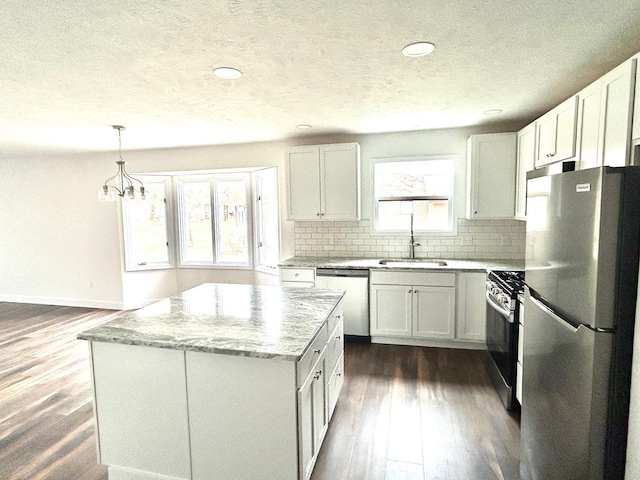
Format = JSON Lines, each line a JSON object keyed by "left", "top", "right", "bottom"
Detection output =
{"left": 409, "top": 212, "right": 421, "bottom": 259}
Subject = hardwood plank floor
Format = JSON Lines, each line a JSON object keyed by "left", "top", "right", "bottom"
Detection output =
{"left": 0, "top": 303, "right": 520, "bottom": 480}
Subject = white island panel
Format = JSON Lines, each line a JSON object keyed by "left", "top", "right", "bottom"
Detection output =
{"left": 186, "top": 351, "right": 298, "bottom": 480}
{"left": 91, "top": 342, "right": 191, "bottom": 479}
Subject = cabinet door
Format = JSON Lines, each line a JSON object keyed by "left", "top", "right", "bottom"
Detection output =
{"left": 312, "top": 355, "right": 328, "bottom": 450}
{"left": 370, "top": 284, "right": 412, "bottom": 336}
{"left": 298, "top": 375, "right": 315, "bottom": 480}
{"left": 456, "top": 272, "right": 487, "bottom": 342}
{"left": 555, "top": 96, "right": 578, "bottom": 162}
{"left": 535, "top": 96, "right": 578, "bottom": 166}
{"left": 536, "top": 113, "right": 557, "bottom": 167}
{"left": 467, "top": 133, "right": 517, "bottom": 219}
{"left": 516, "top": 124, "right": 536, "bottom": 219}
{"left": 320, "top": 143, "right": 360, "bottom": 220}
{"left": 599, "top": 58, "right": 636, "bottom": 167}
{"left": 287, "top": 147, "right": 321, "bottom": 220}
{"left": 577, "top": 80, "right": 602, "bottom": 170}
{"left": 412, "top": 286, "right": 455, "bottom": 340}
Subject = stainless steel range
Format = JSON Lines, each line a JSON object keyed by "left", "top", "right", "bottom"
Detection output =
{"left": 485, "top": 269, "right": 525, "bottom": 411}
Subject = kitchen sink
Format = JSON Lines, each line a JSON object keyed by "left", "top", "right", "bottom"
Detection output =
{"left": 378, "top": 259, "right": 448, "bottom": 267}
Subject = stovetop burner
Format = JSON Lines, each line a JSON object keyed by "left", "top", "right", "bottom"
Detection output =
{"left": 488, "top": 270, "right": 525, "bottom": 296}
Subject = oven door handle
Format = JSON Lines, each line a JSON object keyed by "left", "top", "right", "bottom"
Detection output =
{"left": 485, "top": 290, "right": 514, "bottom": 323}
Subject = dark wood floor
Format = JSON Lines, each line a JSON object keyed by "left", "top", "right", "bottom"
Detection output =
{"left": 0, "top": 303, "right": 520, "bottom": 480}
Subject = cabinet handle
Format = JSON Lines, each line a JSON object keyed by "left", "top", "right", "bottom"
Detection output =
{"left": 408, "top": 289, "right": 412, "bottom": 293}
{"left": 336, "top": 372, "right": 342, "bottom": 377}
{"left": 313, "top": 349, "right": 321, "bottom": 354}
{"left": 335, "top": 335, "right": 342, "bottom": 341}
{"left": 316, "top": 213, "right": 321, "bottom": 216}
{"left": 294, "top": 273, "right": 299, "bottom": 277}
{"left": 546, "top": 152, "right": 555, "bottom": 158}
{"left": 313, "top": 370, "right": 322, "bottom": 380}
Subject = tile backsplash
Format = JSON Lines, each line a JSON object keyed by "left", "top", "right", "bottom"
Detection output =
{"left": 294, "top": 218, "right": 525, "bottom": 261}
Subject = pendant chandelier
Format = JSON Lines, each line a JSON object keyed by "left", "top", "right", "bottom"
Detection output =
{"left": 98, "top": 125, "right": 146, "bottom": 202}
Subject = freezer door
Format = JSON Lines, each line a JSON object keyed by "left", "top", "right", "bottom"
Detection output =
{"left": 525, "top": 167, "right": 622, "bottom": 329}
{"left": 521, "top": 290, "right": 612, "bottom": 480}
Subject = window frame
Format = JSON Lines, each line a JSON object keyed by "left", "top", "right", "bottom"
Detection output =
{"left": 371, "top": 155, "right": 456, "bottom": 234}
{"left": 121, "top": 175, "right": 175, "bottom": 272}
{"left": 176, "top": 173, "right": 254, "bottom": 269}
{"left": 252, "top": 167, "right": 280, "bottom": 274}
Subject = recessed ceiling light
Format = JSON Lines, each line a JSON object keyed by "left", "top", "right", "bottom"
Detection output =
{"left": 296, "top": 124, "right": 312, "bottom": 130}
{"left": 402, "top": 42, "right": 435, "bottom": 58}
{"left": 483, "top": 109, "right": 503, "bottom": 115}
{"left": 213, "top": 67, "right": 242, "bottom": 80}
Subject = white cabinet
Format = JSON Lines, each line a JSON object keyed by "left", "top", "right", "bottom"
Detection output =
{"left": 515, "top": 123, "right": 536, "bottom": 220}
{"left": 370, "top": 270, "right": 455, "bottom": 341}
{"left": 456, "top": 272, "right": 487, "bottom": 342}
{"left": 369, "top": 283, "right": 412, "bottom": 336}
{"left": 287, "top": 143, "right": 360, "bottom": 221}
{"left": 535, "top": 96, "right": 578, "bottom": 167}
{"left": 466, "top": 133, "right": 517, "bottom": 219}
{"left": 280, "top": 267, "right": 315, "bottom": 287}
{"left": 598, "top": 58, "right": 636, "bottom": 167}
{"left": 298, "top": 349, "right": 327, "bottom": 480}
{"left": 576, "top": 58, "right": 636, "bottom": 170}
{"left": 576, "top": 80, "right": 602, "bottom": 170}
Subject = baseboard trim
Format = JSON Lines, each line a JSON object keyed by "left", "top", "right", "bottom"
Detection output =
{"left": 0, "top": 294, "right": 124, "bottom": 311}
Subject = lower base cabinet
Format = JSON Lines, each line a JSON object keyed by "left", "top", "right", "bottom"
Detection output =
{"left": 89, "top": 302, "right": 344, "bottom": 480}
{"left": 370, "top": 270, "right": 487, "bottom": 348}
{"left": 370, "top": 270, "right": 456, "bottom": 341}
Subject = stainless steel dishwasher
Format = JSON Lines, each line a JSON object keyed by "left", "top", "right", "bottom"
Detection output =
{"left": 315, "top": 268, "right": 369, "bottom": 338}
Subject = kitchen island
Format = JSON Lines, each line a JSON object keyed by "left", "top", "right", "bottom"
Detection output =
{"left": 78, "top": 283, "right": 345, "bottom": 480}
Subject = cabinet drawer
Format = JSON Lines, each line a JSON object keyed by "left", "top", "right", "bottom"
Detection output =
{"left": 326, "top": 319, "right": 344, "bottom": 375}
{"left": 297, "top": 324, "right": 328, "bottom": 387}
{"left": 326, "top": 301, "right": 343, "bottom": 334}
{"left": 280, "top": 267, "right": 315, "bottom": 283}
{"left": 327, "top": 352, "right": 344, "bottom": 420}
{"left": 370, "top": 270, "right": 455, "bottom": 287}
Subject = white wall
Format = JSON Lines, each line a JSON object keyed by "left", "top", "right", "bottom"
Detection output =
{"left": 0, "top": 154, "right": 125, "bottom": 309}
{"left": 0, "top": 123, "right": 521, "bottom": 309}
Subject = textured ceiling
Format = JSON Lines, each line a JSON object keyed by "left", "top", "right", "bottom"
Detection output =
{"left": 2, "top": 0, "right": 640, "bottom": 158}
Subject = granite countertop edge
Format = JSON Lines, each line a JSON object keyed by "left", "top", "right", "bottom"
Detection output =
{"left": 279, "top": 256, "right": 525, "bottom": 272}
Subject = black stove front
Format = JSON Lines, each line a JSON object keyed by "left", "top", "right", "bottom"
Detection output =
{"left": 485, "top": 270, "right": 525, "bottom": 411}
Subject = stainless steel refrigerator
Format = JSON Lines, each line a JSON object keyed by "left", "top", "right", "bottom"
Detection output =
{"left": 521, "top": 166, "right": 640, "bottom": 480}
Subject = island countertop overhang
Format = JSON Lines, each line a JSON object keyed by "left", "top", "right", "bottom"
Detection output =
{"left": 78, "top": 283, "right": 345, "bottom": 361}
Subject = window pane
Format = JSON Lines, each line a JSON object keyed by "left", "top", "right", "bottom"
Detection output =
{"left": 215, "top": 180, "right": 249, "bottom": 264}
{"left": 126, "top": 182, "right": 169, "bottom": 265}
{"left": 377, "top": 199, "right": 449, "bottom": 231}
{"left": 374, "top": 158, "right": 454, "bottom": 232}
{"left": 375, "top": 160, "right": 453, "bottom": 197}
{"left": 181, "top": 181, "right": 213, "bottom": 263}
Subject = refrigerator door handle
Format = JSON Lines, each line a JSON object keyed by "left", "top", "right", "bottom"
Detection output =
{"left": 485, "top": 290, "right": 513, "bottom": 322}
{"left": 529, "top": 294, "right": 580, "bottom": 333}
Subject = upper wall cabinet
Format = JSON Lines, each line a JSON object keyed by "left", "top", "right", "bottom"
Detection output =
{"left": 466, "top": 133, "right": 517, "bottom": 219}
{"left": 515, "top": 123, "right": 536, "bottom": 220}
{"left": 577, "top": 58, "right": 636, "bottom": 169}
{"left": 598, "top": 58, "right": 636, "bottom": 167}
{"left": 287, "top": 143, "right": 361, "bottom": 221}
{"left": 535, "top": 96, "right": 578, "bottom": 167}
{"left": 576, "top": 79, "right": 602, "bottom": 170}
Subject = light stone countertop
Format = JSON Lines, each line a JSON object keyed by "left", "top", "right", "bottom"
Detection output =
{"left": 77, "top": 283, "right": 345, "bottom": 361}
{"left": 279, "top": 256, "right": 525, "bottom": 272}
